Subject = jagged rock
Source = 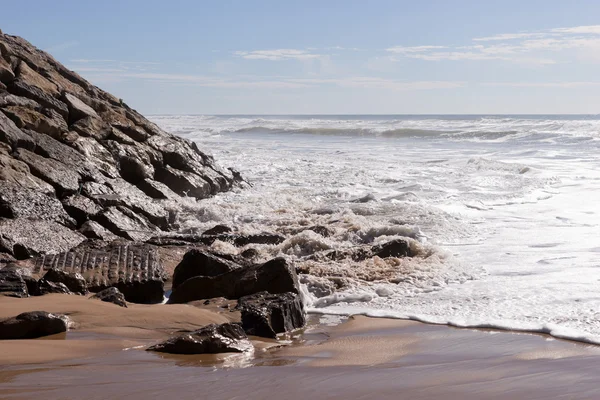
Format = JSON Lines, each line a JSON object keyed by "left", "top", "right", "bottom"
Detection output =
{"left": 9, "top": 80, "right": 69, "bottom": 118}
{"left": 0, "top": 92, "right": 39, "bottom": 109}
{"left": 0, "top": 269, "right": 28, "bottom": 297}
{"left": 16, "top": 61, "right": 60, "bottom": 96}
{"left": 371, "top": 239, "right": 413, "bottom": 258}
{"left": 147, "top": 323, "right": 252, "bottom": 354}
{"left": 71, "top": 116, "right": 111, "bottom": 140}
{"left": 0, "top": 58, "right": 14, "bottom": 84}
{"left": 79, "top": 220, "right": 118, "bottom": 241}
{"left": 232, "top": 233, "right": 285, "bottom": 247}
{"left": 0, "top": 151, "right": 64, "bottom": 193}
{"left": 3, "top": 105, "right": 67, "bottom": 138}
{"left": 0, "top": 218, "right": 86, "bottom": 259}
{"left": 154, "top": 164, "right": 211, "bottom": 199}
{"left": 1, "top": 264, "right": 37, "bottom": 294}
{"left": 0, "top": 109, "right": 34, "bottom": 149}
{"left": 136, "top": 179, "right": 179, "bottom": 200}
{"left": 15, "top": 148, "right": 81, "bottom": 195}
{"left": 15, "top": 243, "right": 167, "bottom": 304}
{"left": 96, "top": 206, "right": 159, "bottom": 242}
{"left": 172, "top": 249, "right": 241, "bottom": 290}
{"left": 62, "top": 92, "right": 98, "bottom": 123}
{"left": 202, "top": 225, "right": 232, "bottom": 236}
{"left": 36, "top": 279, "right": 71, "bottom": 295}
{"left": 168, "top": 258, "right": 299, "bottom": 304}
{"left": 90, "top": 287, "right": 127, "bottom": 307}
{"left": 0, "top": 311, "right": 68, "bottom": 339}
{"left": 238, "top": 292, "right": 306, "bottom": 338}
{"left": 0, "top": 181, "right": 75, "bottom": 227}
{"left": 42, "top": 268, "right": 87, "bottom": 295}
{"left": 61, "top": 194, "right": 101, "bottom": 224}
{"left": 72, "top": 137, "right": 119, "bottom": 178}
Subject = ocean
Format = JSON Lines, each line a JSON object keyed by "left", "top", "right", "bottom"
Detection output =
{"left": 152, "top": 114, "right": 600, "bottom": 344}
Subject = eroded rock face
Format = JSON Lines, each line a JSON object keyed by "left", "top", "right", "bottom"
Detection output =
{"left": 147, "top": 323, "right": 252, "bottom": 354}
{"left": 0, "top": 311, "right": 68, "bottom": 339}
{"left": 238, "top": 291, "right": 306, "bottom": 339}
{"left": 0, "top": 31, "right": 240, "bottom": 260}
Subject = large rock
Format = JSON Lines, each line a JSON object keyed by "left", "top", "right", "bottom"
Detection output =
{"left": 1, "top": 264, "right": 37, "bottom": 294}
{"left": 371, "top": 239, "right": 413, "bottom": 258}
{"left": 171, "top": 249, "right": 241, "bottom": 290}
{"left": 168, "top": 258, "right": 299, "bottom": 304}
{"left": 147, "top": 323, "right": 252, "bottom": 354}
{"left": 0, "top": 311, "right": 68, "bottom": 339}
{"left": 3, "top": 105, "right": 67, "bottom": 138}
{"left": 42, "top": 268, "right": 87, "bottom": 295}
{"left": 0, "top": 109, "right": 34, "bottom": 149}
{"left": 0, "top": 269, "right": 28, "bottom": 297}
{"left": 61, "top": 194, "right": 102, "bottom": 225}
{"left": 238, "top": 292, "right": 306, "bottom": 338}
{"left": 15, "top": 148, "right": 81, "bottom": 195}
{"left": 62, "top": 92, "right": 98, "bottom": 123}
{"left": 90, "top": 287, "right": 127, "bottom": 307}
{"left": 0, "top": 151, "right": 55, "bottom": 192}
{"left": 36, "top": 278, "right": 72, "bottom": 295}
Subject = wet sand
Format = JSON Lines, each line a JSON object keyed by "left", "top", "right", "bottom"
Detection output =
{"left": 2, "top": 298, "right": 600, "bottom": 399}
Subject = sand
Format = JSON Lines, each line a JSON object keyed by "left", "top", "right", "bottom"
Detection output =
{"left": 2, "top": 301, "right": 600, "bottom": 399}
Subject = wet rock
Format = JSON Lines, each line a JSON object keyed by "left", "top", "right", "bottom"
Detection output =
{"left": 168, "top": 258, "right": 299, "bottom": 304}
{"left": 147, "top": 323, "right": 252, "bottom": 354}
{"left": 42, "top": 268, "right": 87, "bottom": 295}
{"left": 0, "top": 269, "right": 28, "bottom": 297}
{"left": 240, "top": 248, "right": 259, "bottom": 259}
{"left": 0, "top": 218, "right": 86, "bottom": 259}
{"left": 0, "top": 109, "right": 34, "bottom": 149}
{"left": 154, "top": 165, "right": 212, "bottom": 199}
{"left": 90, "top": 287, "right": 127, "bottom": 308}
{"left": 0, "top": 181, "right": 75, "bottom": 227}
{"left": 238, "top": 292, "right": 306, "bottom": 338}
{"left": 202, "top": 224, "right": 232, "bottom": 236}
{"left": 232, "top": 233, "right": 285, "bottom": 247}
{"left": 172, "top": 249, "right": 241, "bottom": 290}
{"left": 0, "top": 311, "right": 68, "bottom": 339}
{"left": 371, "top": 239, "right": 413, "bottom": 258}
{"left": 61, "top": 194, "right": 102, "bottom": 225}
{"left": 36, "top": 279, "right": 71, "bottom": 295}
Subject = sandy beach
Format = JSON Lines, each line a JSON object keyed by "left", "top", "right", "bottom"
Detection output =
{"left": 2, "top": 295, "right": 600, "bottom": 399}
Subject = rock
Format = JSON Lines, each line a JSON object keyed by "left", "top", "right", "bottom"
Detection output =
{"left": 371, "top": 239, "right": 413, "bottom": 258}
{"left": 3, "top": 106, "right": 67, "bottom": 138}
{"left": 16, "top": 243, "right": 167, "bottom": 304}
{"left": 0, "top": 269, "right": 28, "bottom": 297}
{"left": 136, "top": 179, "right": 179, "bottom": 200}
{"left": 1, "top": 263, "right": 37, "bottom": 294}
{"left": 0, "top": 218, "right": 86, "bottom": 259}
{"left": 0, "top": 252, "right": 16, "bottom": 265}
{"left": 62, "top": 92, "right": 99, "bottom": 123}
{"left": 238, "top": 292, "right": 306, "bottom": 338}
{"left": 79, "top": 220, "right": 118, "bottom": 241}
{"left": 232, "top": 233, "right": 285, "bottom": 247}
{"left": 42, "top": 268, "right": 87, "bottom": 295}
{"left": 16, "top": 61, "right": 59, "bottom": 96}
{"left": 202, "top": 224, "right": 232, "bottom": 236}
{"left": 9, "top": 80, "right": 69, "bottom": 118}
{"left": 0, "top": 109, "right": 34, "bottom": 150}
{"left": 147, "top": 323, "right": 252, "bottom": 354}
{"left": 36, "top": 279, "right": 72, "bottom": 295}
{"left": 172, "top": 249, "right": 241, "bottom": 290}
{"left": 95, "top": 206, "right": 159, "bottom": 242}
{"left": 15, "top": 149, "right": 81, "bottom": 195}
{"left": 90, "top": 287, "right": 127, "bottom": 307}
{"left": 71, "top": 116, "right": 111, "bottom": 140}
{"left": 0, "top": 92, "right": 41, "bottom": 109}
{"left": 0, "top": 181, "right": 75, "bottom": 227}
{"left": 0, "top": 58, "right": 14, "bottom": 84}
{"left": 61, "top": 194, "right": 102, "bottom": 225}
{"left": 155, "top": 165, "right": 212, "bottom": 199}
{"left": 168, "top": 258, "right": 299, "bottom": 304}
{"left": 0, "top": 311, "right": 68, "bottom": 339}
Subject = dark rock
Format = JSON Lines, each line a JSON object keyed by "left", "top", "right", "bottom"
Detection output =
{"left": 0, "top": 181, "right": 75, "bottom": 227}
{"left": 61, "top": 194, "right": 102, "bottom": 225}
{"left": 43, "top": 268, "right": 87, "bottom": 295}
{"left": 136, "top": 179, "right": 179, "bottom": 200}
{"left": 79, "top": 220, "right": 118, "bottom": 241}
{"left": 147, "top": 323, "right": 252, "bottom": 354}
{"left": 154, "top": 164, "right": 211, "bottom": 199}
{"left": 90, "top": 287, "right": 127, "bottom": 307}
{"left": 202, "top": 224, "right": 232, "bottom": 236}
{"left": 15, "top": 61, "right": 60, "bottom": 96}
{"left": 16, "top": 243, "right": 167, "bottom": 304}
{"left": 241, "top": 248, "right": 259, "bottom": 259}
{"left": 0, "top": 311, "right": 68, "bottom": 339}
{"left": 1, "top": 264, "right": 37, "bottom": 294}
{"left": 232, "top": 233, "right": 285, "bottom": 247}
{"left": 0, "top": 92, "right": 39, "bottom": 109}
{"left": 371, "top": 239, "right": 413, "bottom": 258}
{"left": 95, "top": 206, "right": 159, "bottom": 242}
{"left": 172, "top": 249, "right": 241, "bottom": 290}
{"left": 0, "top": 58, "right": 14, "bottom": 84}
{"left": 36, "top": 278, "right": 71, "bottom": 295}
{"left": 15, "top": 149, "right": 81, "bottom": 195}
{"left": 0, "top": 109, "right": 35, "bottom": 150}
{"left": 0, "top": 269, "right": 28, "bottom": 297}
{"left": 307, "top": 225, "right": 334, "bottom": 237}
{"left": 168, "top": 257, "right": 299, "bottom": 304}
{"left": 238, "top": 292, "right": 306, "bottom": 338}
{"left": 0, "top": 252, "right": 16, "bottom": 265}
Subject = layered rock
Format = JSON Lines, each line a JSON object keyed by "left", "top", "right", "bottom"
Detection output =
{"left": 0, "top": 31, "right": 240, "bottom": 260}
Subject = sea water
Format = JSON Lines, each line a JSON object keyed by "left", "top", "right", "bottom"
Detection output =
{"left": 152, "top": 114, "right": 600, "bottom": 343}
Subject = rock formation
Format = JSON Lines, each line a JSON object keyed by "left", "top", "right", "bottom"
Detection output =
{"left": 0, "top": 311, "right": 69, "bottom": 339}
{"left": 147, "top": 323, "right": 252, "bottom": 354}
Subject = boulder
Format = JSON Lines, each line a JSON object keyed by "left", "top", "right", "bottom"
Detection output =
{"left": 0, "top": 109, "right": 34, "bottom": 149}
{"left": 147, "top": 323, "right": 252, "bottom": 354}
{"left": 371, "top": 239, "right": 413, "bottom": 258}
{"left": 136, "top": 179, "right": 179, "bottom": 200}
{"left": 36, "top": 279, "right": 71, "bottom": 295}
{"left": 154, "top": 164, "right": 211, "bottom": 199}
{"left": 79, "top": 220, "right": 118, "bottom": 241}
{"left": 0, "top": 58, "right": 14, "bottom": 84}
{"left": 168, "top": 258, "right": 299, "bottom": 304}
{"left": 61, "top": 194, "right": 102, "bottom": 225}
{"left": 42, "top": 268, "right": 87, "bottom": 295}
{"left": 16, "top": 61, "right": 59, "bottom": 96}
{"left": 0, "top": 151, "right": 55, "bottom": 193}
{"left": 1, "top": 264, "right": 37, "bottom": 294}
{"left": 2, "top": 105, "right": 67, "bottom": 138}
{"left": 0, "top": 311, "right": 68, "bottom": 339}
{"left": 0, "top": 269, "right": 28, "bottom": 297}
{"left": 71, "top": 116, "right": 111, "bottom": 140}
{"left": 15, "top": 148, "right": 81, "bottom": 195}
{"left": 62, "top": 92, "right": 99, "bottom": 123}
{"left": 90, "top": 287, "right": 127, "bottom": 307}
{"left": 172, "top": 249, "right": 241, "bottom": 290}
{"left": 202, "top": 224, "right": 232, "bottom": 236}
{"left": 95, "top": 206, "right": 159, "bottom": 242}
{"left": 238, "top": 292, "right": 306, "bottom": 338}
{"left": 8, "top": 80, "right": 69, "bottom": 118}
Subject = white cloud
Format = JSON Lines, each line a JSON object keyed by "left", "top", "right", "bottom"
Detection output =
{"left": 45, "top": 41, "right": 79, "bottom": 52}
{"left": 473, "top": 33, "right": 547, "bottom": 41}
{"left": 234, "top": 49, "right": 322, "bottom": 61}
{"left": 551, "top": 25, "right": 600, "bottom": 34}
{"left": 482, "top": 81, "right": 600, "bottom": 88}
{"left": 386, "top": 45, "right": 447, "bottom": 53}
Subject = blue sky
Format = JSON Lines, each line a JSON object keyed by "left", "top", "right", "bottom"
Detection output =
{"left": 2, "top": 0, "right": 600, "bottom": 114}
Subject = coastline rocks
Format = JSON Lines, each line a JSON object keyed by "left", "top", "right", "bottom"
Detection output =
{"left": 90, "top": 287, "right": 127, "bottom": 308}
{"left": 171, "top": 249, "right": 241, "bottom": 290}
{"left": 147, "top": 323, "right": 252, "bottom": 354}
{"left": 0, "top": 269, "right": 28, "bottom": 297}
{"left": 42, "top": 268, "right": 87, "bottom": 295}
{"left": 168, "top": 258, "right": 299, "bottom": 304}
{"left": 238, "top": 292, "right": 306, "bottom": 339}
{"left": 36, "top": 278, "right": 71, "bottom": 295}
{"left": 0, "top": 311, "right": 68, "bottom": 339}
{"left": 371, "top": 238, "right": 413, "bottom": 258}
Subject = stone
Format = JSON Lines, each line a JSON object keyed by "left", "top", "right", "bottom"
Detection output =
{"left": 42, "top": 268, "right": 87, "bottom": 295}
{"left": 36, "top": 279, "right": 72, "bottom": 295}
{"left": 9, "top": 80, "right": 69, "bottom": 118}
{"left": 154, "top": 164, "right": 211, "bottom": 199}
{"left": 95, "top": 206, "right": 159, "bottom": 242}
{"left": 62, "top": 92, "right": 99, "bottom": 123}
{"left": 238, "top": 292, "right": 306, "bottom": 338}
{"left": 16, "top": 243, "right": 167, "bottom": 304}
{"left": 2, "top": 105, "right": 67, "bottom": 138}
{"left": 232, "top": 233, "right": 286, "bottom": 247}
{"left": 147, "top": 323, "right": 252, "bottom": 354}
{"left": 1, "top": 264, "right": 37, "bottom": 294}
{"left": 16, "top": 61, "right": 60, "bottom": 96}
{"left": 90, "top": 287, "right": 127, "bottom": 307}
{"left": 0, "top": 311, "right": 68, "bottom": 339}
{"left": 72, "top": 137, "right": 120, "bottom": 178}
{"left": 0, "top": 269, "right": 28, "bottom": 297}
{"left": 15, "top": 149, "right": 81, "bottom": 195}
{"left": 0, "top": 181, "right": 75, "bottom": 227}
{"left": 0, "top": 58, "right": 14, "bottom": 84}
{"left": 0, "top": 93, "right": 39, "bottom": 109}
{"left": 172, "top": 249, "right": 241, "bottom": 290}
{"left": 0, "top": 218, "right": 86, "bottom": 259}
{"left": 136, "top": 179, "right": 179, "bottom": 200}
{"left": 202, "top": 224, "right": 232, "bottom": 236}
{"left": 371, "top": 239, "right": 413, "bottom": 258}
{"left": 0, "top": 110, "right": 34, "bottom": 150}
{"left": 61, "top": 194, "right": 102, "bottom": 225}
{"left": 79, "top": 220, "right": 118, "bottom": 241}
{"left": 71, "top": 116, "right": 111, "bottom": 140}
{"left": 168, "top": 258, "right": 299, "bottom": 304}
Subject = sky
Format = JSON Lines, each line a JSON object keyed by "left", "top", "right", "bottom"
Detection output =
{"left": 1, "top": 0, "right": 600, "bottom": 114}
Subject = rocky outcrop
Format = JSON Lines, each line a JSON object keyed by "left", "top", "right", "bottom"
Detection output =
{"left": 0, "top": 268, "right": 28, "bottom": 297}
{"left": 168, "top": 258, "right": 299, "bottom": 304}
{"left": 171, "top": 249, "right": 241, "bottom": 290}
{"left": 0, "top": 311, "right": 68, "bottom": 339}
{"left": 90, "top": 287, "right": 127, "bottom": 308}
{"left": 0, "top": 31, "right": 240, "bottom": 260}
{"left": 147, "top": 323, "right": 252, "bottom": 354}
{"left": 238, "top": 292, "right": 306, "bottom": 338}
{"left": 42, "top": 268, "right": 87, "bottom": 295}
